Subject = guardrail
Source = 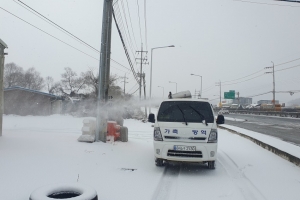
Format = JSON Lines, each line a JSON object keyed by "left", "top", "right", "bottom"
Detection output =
{"left": 215, "top": 110, "right": 300, "bottom": 118}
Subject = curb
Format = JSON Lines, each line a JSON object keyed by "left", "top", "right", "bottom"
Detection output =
{"left": 218, "top": 126, "right": 300, "bottom": 167}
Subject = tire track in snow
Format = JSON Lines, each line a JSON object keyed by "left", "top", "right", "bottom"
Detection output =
{"left": 218, "top": 150, "right": 268, "bottom": 200}
{"left": 151, "top": 163, "right": 181, "bottom": 200}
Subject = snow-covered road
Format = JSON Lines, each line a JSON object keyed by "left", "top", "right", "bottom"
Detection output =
{"left": 1, "top": 115, "right": 300, "bottom": 200}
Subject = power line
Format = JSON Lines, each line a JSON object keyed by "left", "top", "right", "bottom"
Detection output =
{"left": 0, "top": 6, "right": 131, "bottom": 73}
{"left": 125, "top": 0, "right": 138, "bottom": 49}
{"left": 127, "top": 82, "right": 139, "bottom": 93}
{"left": 222, "top": 69, "right": 265, "bottom": 83}
{"left": 222, "top": 73, "right": 266, "bottom": 86}
{"left": 113, "top": 3, "right": 136, "bottom": 59}
{"left": 112, "top": 8, "right": 140, "bottom": 83}
{"left": 136, "top": 0, "right": 143, "bottom": 45}
{"left": 144, "top": 0, "right": 148, "bottom": 50}
{"left": 274, "top": 0, "right": 300, "bottom": 3}
{"left": 110, "top": 59, "right": 131, "bottom": 70}
{"left": 119, "top": 0, "right": 138, "bottom": 51}
{"left": 233, "top": 0, "right": 300, "bottom": 7}
{"left": 275, "top": 64, "right": 300, "bottom": 72}
{"left": 201, "top": 85, "right": 215, "bottom": 93}
{"left": 275, "top": 58, "right": 300, "bottom": 67}
{"left": 244, "top": 91, "right": 272, "bottom": 98}
{"left": 221, "top": 56, "right": 300, "bottom": 84}
{"left": 130, "top": 87, "right": 139, "bottom": 95}
{"left": 0, "top": 6, "right": 100, "bottom": 60}
{"left": 14, "top": 0, "right": 100, "bottom": 53}
{"left": 8, "top": 2, "right": 133, "bottom": 72}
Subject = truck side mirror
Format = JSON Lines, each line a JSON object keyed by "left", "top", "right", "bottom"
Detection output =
{"left": 148, "top": 113, "right": 155, "bottom": 123}
{"left": 216, "top": 114, "right": 225, "bottom": 125}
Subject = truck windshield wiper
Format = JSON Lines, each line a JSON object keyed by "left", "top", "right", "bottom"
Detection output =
{"left": 189, "top": 105, "right": 208, "bottom": 126}
{"left": 177, "top": 105, "right": 188, "bottom": 125}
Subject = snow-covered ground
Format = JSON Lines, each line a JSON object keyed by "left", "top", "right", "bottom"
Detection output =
{"left": 1, "top": 114, "right": 300, "bottom": 200}
{"left": 224, "top": 116, "right": 245, "bottom": 122}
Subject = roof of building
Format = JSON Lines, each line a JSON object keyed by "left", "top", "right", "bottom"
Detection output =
{"left": 4, "top": 86, "right": 62, "bottom": 99}
{"left": 0, "top": 38, "right": 8, "bottom": 48}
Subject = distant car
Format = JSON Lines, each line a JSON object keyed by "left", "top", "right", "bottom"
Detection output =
{"left": 219, "top": 109, "right": 229, "bottom": 114}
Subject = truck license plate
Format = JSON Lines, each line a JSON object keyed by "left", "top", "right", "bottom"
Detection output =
{"left": 174, "top": 145, "right": 196, "bottom": 151}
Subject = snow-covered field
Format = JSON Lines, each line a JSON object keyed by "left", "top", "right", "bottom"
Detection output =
{"left": 1, "top": 114, "right": 300, "bottom": 200}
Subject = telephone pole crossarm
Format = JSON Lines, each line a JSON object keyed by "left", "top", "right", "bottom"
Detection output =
{"left": 136, "top": 45, "right": 148, "bottom": 100}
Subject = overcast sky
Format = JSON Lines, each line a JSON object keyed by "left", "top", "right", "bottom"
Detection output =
{"left": 1, "top": 0, "right": 300, "bottom": 104}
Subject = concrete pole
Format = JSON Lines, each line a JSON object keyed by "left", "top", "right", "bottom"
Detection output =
{"left": 104, "top": 2, "right": 113, "bottom": 102}
{"left": 200, "top": 76, "right": 202, "bottom": 98}
{"left": 96, "top": 0, "right": 113, "bottom": 142}
{"left": 149, "top": 45, "right": 174, "bottom": 113}
{"left": 149, "top": 48, "right": 153, "bottom": 113}
{"left": 271, "top": 61, "right": 275, "bottom": 106}
{"left": 0, "top": 39, "right": 8, "bottom": 137}
{"left": 143, "top": 73, "right": 147, "bottom": 118}
{"left": 123, "top": 73, "right": 126, "bottom": 94}
{"left": 219, "top": 81, "right": 221, "bottom": 108}
{"left": 139, "top": 44, "right": 143, "bottom": 100}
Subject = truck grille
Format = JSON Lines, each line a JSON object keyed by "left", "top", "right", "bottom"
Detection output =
{"left": 167, "top": 150, "right": 203, "bottom": 158}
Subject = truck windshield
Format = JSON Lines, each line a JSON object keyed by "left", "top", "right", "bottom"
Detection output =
{"left": 157, "top": 101, "right": 214, "bottom": 123}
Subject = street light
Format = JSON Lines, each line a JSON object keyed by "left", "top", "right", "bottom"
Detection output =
{"left": 157, "top": 86, "right": 164, "bottom": 98}
{"left": 169, "top": 81, "right": 177, "bottom": 93}
{"left": 191, "top": 74, "right": 202, "bottom": 98}
{"left": 149, "top": 45, "right": 175, "bottom": 113}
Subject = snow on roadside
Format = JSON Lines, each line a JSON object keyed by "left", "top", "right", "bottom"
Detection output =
{"left": 0, "top": 115, "right": 162, "bottom": 200}
{"left": 224, "top": 116, "right": 246, "bottom": 122}
{"left": 220, "top": 124, "right": 300, "bottom": 158}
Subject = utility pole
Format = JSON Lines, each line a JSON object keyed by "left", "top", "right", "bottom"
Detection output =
{"left": 193, "top": 90, "right": 201, "bottom": 99}
{"left": 265, "top": 61, "right": 275, "bottom": 106}
{"left": 120, "top": 73, "right": 128, "bottom": 94}
{"left": 104, "top": 1, "right": 113, "bottom": 102}
{"left": 136, "top": 44, "right": 148, "bottom": 100}
{"left": 142, "top": 73, "right": 147, "bottom": 118}
{"left": 0, "top": 39, "right": 8, "bottom": 137}
{"left": 96, "top": 0, "right": 113, "bottom": 142}
{"left": 215, "top": 81, "right": 221, "bottom": 107}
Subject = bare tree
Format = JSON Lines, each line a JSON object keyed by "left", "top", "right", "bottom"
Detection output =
{"left": 60, "top": 67, "right": 86, "bottom": 97}
{"left": 4, "top": 63, "right": 24, "bottom": 88}
{"left": 82, "top": 67, "right": 122, "bottom": 98}
{"left": 45, "top": 76, "right": 54, "bottom": 92}
{"left": 44, "top": 76, "right": 62, "bottom": 95}
{"left": 81, "top": 69, "right": 98, "bottom": 97}
{"left": 22, "top": 67, "right": 45, "bottom": 90}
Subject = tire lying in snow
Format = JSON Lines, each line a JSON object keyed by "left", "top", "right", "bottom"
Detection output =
{"left": 120, "top": 126, "right": 128, "bottom": 142}
{"left": 29, "top": 183, "right": 98, "bottom": 200}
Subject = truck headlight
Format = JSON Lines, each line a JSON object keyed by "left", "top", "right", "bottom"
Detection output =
{"left": 154, "top": 127, "right": 163, "bottom": 141}
{"left": 208, "top": 129, "right": 217, "bottom": 143}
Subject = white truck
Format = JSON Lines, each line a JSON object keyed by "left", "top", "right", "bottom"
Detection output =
{"left": 148, "top": 94, "right": 219, "bottom": 169}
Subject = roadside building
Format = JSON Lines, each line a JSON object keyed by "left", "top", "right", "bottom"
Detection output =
{"left": 257, "top": 100, "right": 279, "bottom": 104}
{"left": 4, "top": 86, "right": 62, "bottom": 116}
{"left": 232, "top": 97, "right": 252, "bottom": 106}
